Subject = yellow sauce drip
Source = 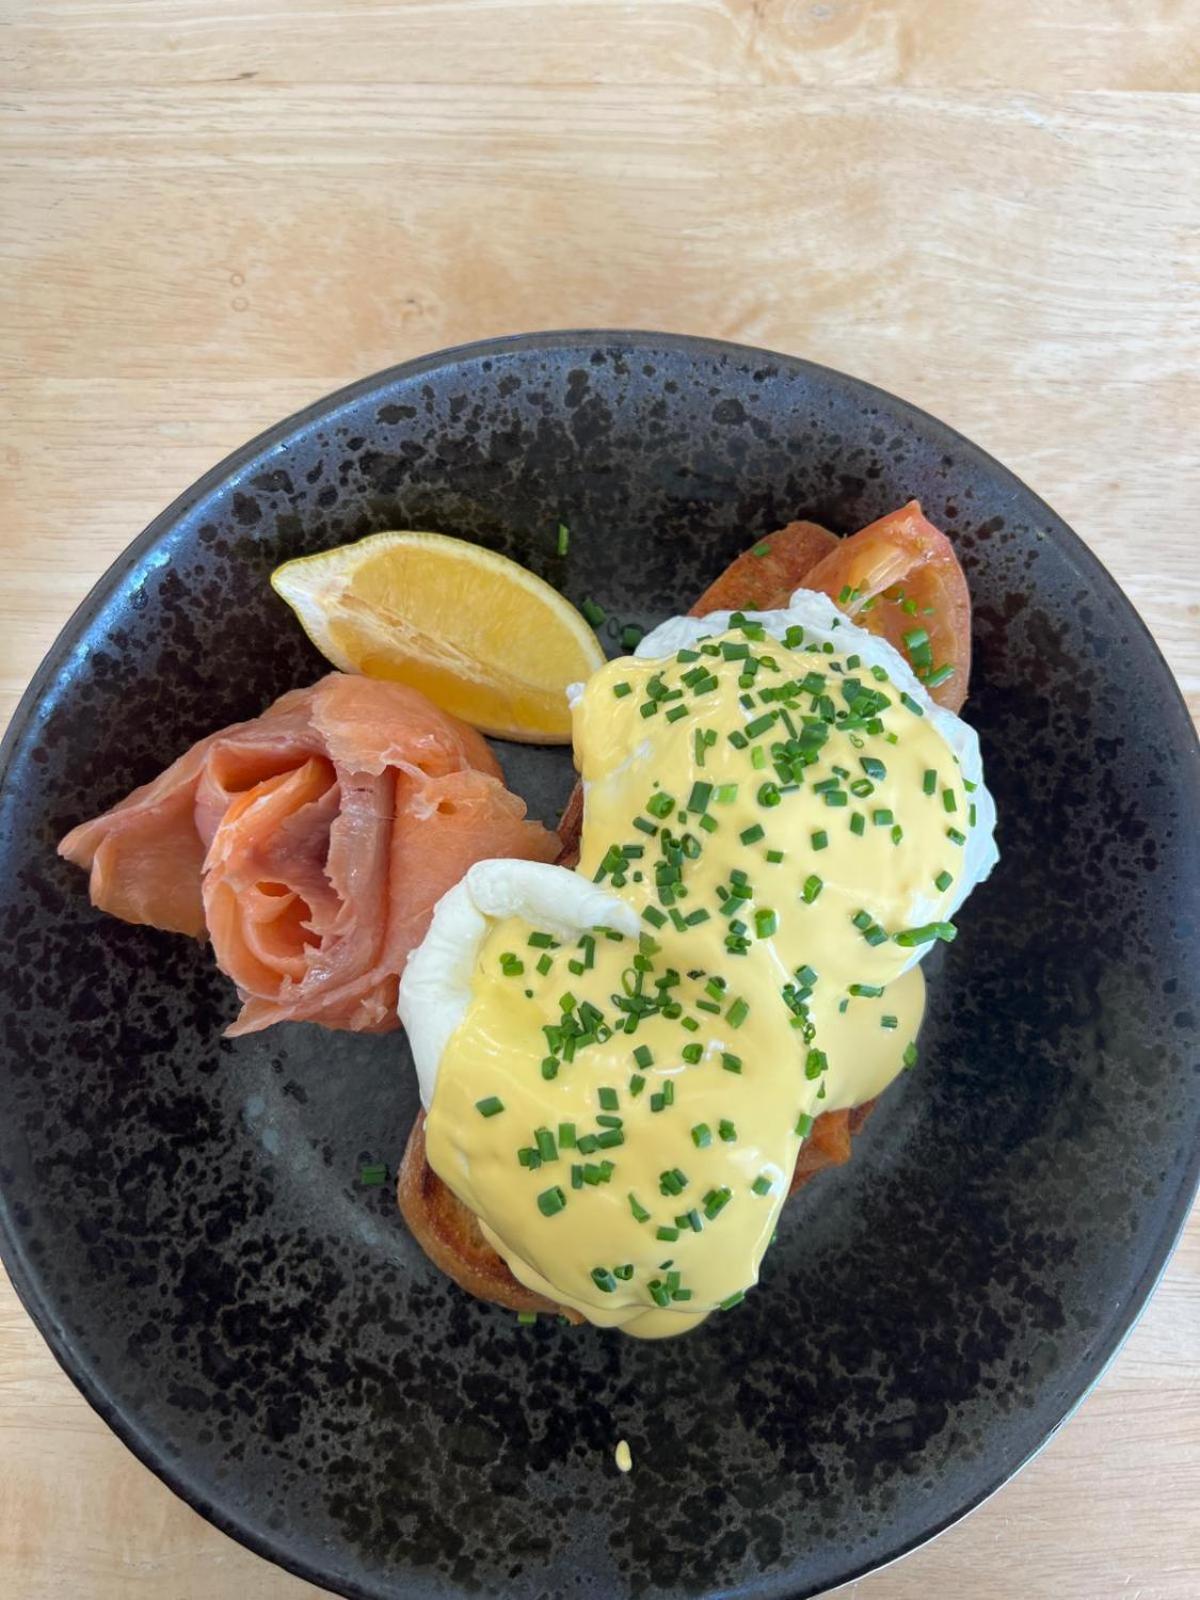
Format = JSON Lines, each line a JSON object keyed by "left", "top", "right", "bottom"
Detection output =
{"left": 426, "top": 625, "right": 968, "bottom": 1336}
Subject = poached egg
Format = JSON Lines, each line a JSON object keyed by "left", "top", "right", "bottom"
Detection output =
{"left": 399, "top": 589, "right": 998, "bottom": 1336}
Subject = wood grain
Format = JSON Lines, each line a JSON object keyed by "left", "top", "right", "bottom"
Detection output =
{"left": 1, "top": 3, "right": 1198, "bottom": 1597}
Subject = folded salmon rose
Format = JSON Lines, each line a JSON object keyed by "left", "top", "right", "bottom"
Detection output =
{"left": 59, "top": 673, "right": 559, "bottom": 1036}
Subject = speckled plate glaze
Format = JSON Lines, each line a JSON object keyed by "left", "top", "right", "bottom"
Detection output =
{"left": 1, "top": 334, "right": 1197, "bottom": 1600}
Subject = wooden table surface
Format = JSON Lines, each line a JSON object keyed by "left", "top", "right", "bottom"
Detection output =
{"left": 2, "top": 3, "right": 1198, "bottom": 1596}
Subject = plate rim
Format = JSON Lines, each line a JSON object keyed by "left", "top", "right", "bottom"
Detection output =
{"left": 2, "top": 329, "right": 1197, "bottom": 1600}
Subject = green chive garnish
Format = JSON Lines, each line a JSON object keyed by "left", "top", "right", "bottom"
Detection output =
{"left": 751, "top": 1173, "right": 773, "bottom": 1196}
{"left": 811, "top": 830, "right": 828, "bottom": 852}
{"left": 740, "top": 824, "right": 765, "bottom": 845}
{"left": 359, "top": 1163, "right": 387, "bottom": 1186}
{"left": 934, "top": 869, "right": 953, "bottom": 892}
{"left": 721, "top": 1052, "right": 743, "bottom": 1074}
{"left": 534, "top": 1128, "right": 558, "bottom": 1162}
{"left": 537, "top": 1185, "right": 566, "bottom": 1216}
{"left": 581, "top": 598, "right": 606, "bottom": 627}
{"left": 691, "top": 1123, "right": 712, "bottom": 1148}
{"left": 894, "top": 921, "right": 957, "bottom": 946}
{"left": 794, "top": 1113, "right": 812, "bottom": 1137}
{"left": 475, "top": 1097, "right": 504, "bottom": 1118}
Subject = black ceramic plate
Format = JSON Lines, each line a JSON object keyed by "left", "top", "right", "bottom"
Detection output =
{"left": 1, "top": 334, "right": 1197, "bottom": 1600}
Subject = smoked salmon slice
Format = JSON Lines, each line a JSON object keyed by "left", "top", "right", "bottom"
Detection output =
{"left": 59, "top": 673, "right": 559, "bottom": 1035}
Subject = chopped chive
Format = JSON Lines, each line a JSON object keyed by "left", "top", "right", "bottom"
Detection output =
{"left": 646, "top": 791, "right": 674, "bottom": 819}
{"left": 721, "top": 1052, "right": 743, "bottom": 1074}
{"left": 751, "top": 1173, "right": 774, "bottom": 1196}
{"left": 528, "top": 931, "right": 555, "bottom": 949}
{"left": 691, "top": 1123, "right": 712, "bottom": 1149}
{"left": 942, "top": 787, "right": 958, "bottom": 813}
{"left": 860, "top": 756, "right": 887, "bottom": 780}
{"left": 726, "top": 998, "right": 749, "bottom": 1028}
{"left": 359, "top": 1163, "right": 388, "bottom": 1186}
{"left": 811, "top": 829, "right": 829, "bottom": 852}
{"left": 718, "top": 1119, "right": 737, "bottom": 1143}
{"left": 903, "top": 1041, "right": 918, "bottom": 1068}
{"left": 934, "top": 869, "right": 954, "bottom": 892}
{"left": 628, "top": 1073, "right": 646, "bottom": 1097}
{"left": 664, "top": 703, "right": 688, "bottom": 723}
{"left": 475, "top": 1096, "right": 504, "bottom": 1118}
{"left": 656, "top": 1226, "right": 679, "bottom": 1242}
{"left": 591, "top": 1267, "right": 617, "bottom": 1294}
{"left": 556, "top": 522, "right": 570, "bottom": 556}
{"left": 612, "top": 682, "right": 632, "bottom": 699}
{"left": 517, "top": 1310, "right": 538, "bottom": 1324}
{"left": 537, "top": 1185, "right": 566, "bottom": 1216}
{"left": 535, "top": 1127, "right": 558, "bottom": 1162}
{"left": 632, "top": 1045, "right": 653, "bottom": 1070}
{"left": 894, "top": 921, "right": 957, "bottom": 947}
{"left": 541, "top": 1057, "right": 559, "bottom": 1080}
{"left": 924, "top": 663, "right": 955, "bottom": 688}
{"left": 901, "top": 691, "right": 924, "bottom": 716}
{"left": 801, "top": 873, "right": 823, "bottom": 903}
{"left": 947, "top": 826, "right": 967, "bottom": 845}
{"left": 642, "top": 906, "right": 667, "bottom": 928}
{"left": 581, "top": 598, "right": 606, "bottom": 627}
{"left": 536, "top": 953, "right": 552, "bottom": 975}
{"left": 621, "top": 623, "right": 644, "bottom": 650}
{"left": 794, "top": 1112, "right": 813, "bottom": 1137}
{"left": 681, "top": 1042, "right": 703, "bottom": 1065}
{"left": 850, "top": 812, "right": 865, "bottom": 836}
{"left": 754, "top": 908, "right": 777, "bottom": 938}
{"left": 687, "top": 781, "right": 712, "bottom": 814}
{"left": 628, "top": 1193, "right": 651, "bottom": 1223}
{"left": 881, "top": 1014, "right": 898, "bottom": 1029}
{"left": 719, "top": 1291, "right": 745, "bottom": 1310}
{"left": 558, "top": 1121, "right": 577, "bottom": 1149}
{"left": 740, "top": 823, "right": 765, "bottom": 845}
{"left": 752, "top": 540, "right": 772, "bottom": 556}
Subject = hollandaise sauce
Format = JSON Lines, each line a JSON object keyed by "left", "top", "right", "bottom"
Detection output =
{"left": 425, "top": 610, "right": 979, "bottom": 1336}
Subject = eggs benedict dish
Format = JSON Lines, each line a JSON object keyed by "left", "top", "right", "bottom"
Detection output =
{"left": 398, "top": 505, "right": 999, "bottom": 1338}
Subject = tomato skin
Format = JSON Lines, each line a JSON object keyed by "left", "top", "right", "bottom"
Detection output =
{"left": 690, "top": 520, "right": 838, "bottom": 618}
{"left": 800, "top": 500, "right": 971, "bottom": 711}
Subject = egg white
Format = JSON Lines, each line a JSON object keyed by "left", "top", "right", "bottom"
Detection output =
{"left": 404, "top": 589, "right": 999, "bottom": 1099}
{"left": 398, "top": 859, "right": 639, "bottom": 1111}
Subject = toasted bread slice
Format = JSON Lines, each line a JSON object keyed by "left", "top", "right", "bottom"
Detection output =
{"left": 397, "top": 518, "right": 877, "bottom": 1318}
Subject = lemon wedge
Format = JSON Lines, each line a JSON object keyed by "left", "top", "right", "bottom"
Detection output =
{"left": 270, "top": 530, "right": 605, "bottom": 743}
